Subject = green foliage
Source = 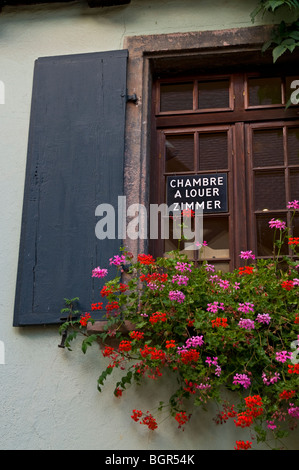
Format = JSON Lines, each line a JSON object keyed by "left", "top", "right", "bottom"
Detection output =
{"left": 251, "top": 0, "right": 299, "bottom": 63}
{"left": 58, "top": 207, "right": 299, "bottom": 449}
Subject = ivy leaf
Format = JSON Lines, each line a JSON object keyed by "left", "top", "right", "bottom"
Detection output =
{"left": 81, "top": 334, "right": 98, "bottom": 354}
{"left": 97, "top": 366, "right": 113, "bottom": 392}
{"left": 273, "top": 44, "right": 287, "bottom": 62}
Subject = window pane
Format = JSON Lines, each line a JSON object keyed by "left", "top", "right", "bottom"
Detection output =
{"left": 252, "top": 128, "right": 284, "bottom": 167}
{"left": 165, "top": 134, "right": 194, "bottom": 172}
{"left": 256, "top": 214, "right": 288, "bottom": 256}
{"left": 254, "top": 170, "right": 285, "bottom": 211}
{"left": 160, "top": 82, "right": 193, "bottom": 112}
{"left": 248, "top": 77, "right": 282, "bottom": 106}
{"left": 292, "top": 215, "right": 299, "bottom": 238}
{"left": 198, "top": 80, "right": 230, "bottom": 110}
{"left": 290, "top": 170, "right": 299, "bottom": 201}
{"left": 288, "top": 127, "right": 299, "bottom": 165}
{"left": 164, "top": 217, "right": 195, "bottom": 260}
{"left": 198, "top": 132, "right": 228, "bottom": 171}
{"left": 202, "top": 217, "right": 229, "bottom": 259}
{"left": 210, "top": 261, "right": 230, "bottom": 273}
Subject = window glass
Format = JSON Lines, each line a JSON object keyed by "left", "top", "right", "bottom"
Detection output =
{"left": 198, "top": 132, "right": 228, "bottom": 171}
{"left": 202, "top": 217, "right": 229, "bottom": 259}
{"left": 160, "top": 82, "right": 193, "bottom": 112}
{"left": 256, "top": 214, "right": 288, "bottom": 257}
{"left": 198, "top": 80, "right": 230, "bottom": 110}
{"left": 288, "top": 127, "right": 299, "bottom": 165}
{"left": 254, "top": 170, "right": 286, "bottom": 211}
{"left": 248, "top": 77, "right": 282, "bottom": 106}
{"left": 252, "top": 128, "right": 284, "bottom": 167}
{"left": 290, "top": 170, "right": 299, "bottom": 201}
{"left": 165, "top": 134, "right": 194, "bottom": 172}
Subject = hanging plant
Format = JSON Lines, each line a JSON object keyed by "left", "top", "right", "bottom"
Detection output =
{"left": 59, "top": 202, "right": 299, "bottom": 450}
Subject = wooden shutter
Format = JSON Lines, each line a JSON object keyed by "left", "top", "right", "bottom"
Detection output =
{"left": 13, "top": 50, "right": 128, "bottom": 326}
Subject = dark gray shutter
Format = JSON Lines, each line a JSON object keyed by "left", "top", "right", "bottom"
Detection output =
{"left": 13, "top": 50, "right": 128, "bottom": 326}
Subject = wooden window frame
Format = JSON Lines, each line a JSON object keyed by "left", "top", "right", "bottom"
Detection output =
{"left": 151, "top": 73, "right": 299, "bottom": 268}
{"left": 123, "top": 26, "right": 299, "bottom": 268}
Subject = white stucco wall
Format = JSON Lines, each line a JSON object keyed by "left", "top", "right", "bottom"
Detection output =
{"left": 0, "top": 0, "right": 298, "bottom": 450}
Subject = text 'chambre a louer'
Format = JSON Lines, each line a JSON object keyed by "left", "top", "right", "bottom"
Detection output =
{"left": 167, "top": 174, "right": 228, "bottom": 213}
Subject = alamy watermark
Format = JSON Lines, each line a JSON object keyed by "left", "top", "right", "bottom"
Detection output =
{"left": 95, "top": 197, "right": 203, "bottom": 250}
{"left": 290, "top": 79, "right": 299, "bottom": 105}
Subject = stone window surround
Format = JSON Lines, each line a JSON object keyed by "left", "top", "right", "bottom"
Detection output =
{"left": 88, "top": 24, "right": 279, "bottom": 335}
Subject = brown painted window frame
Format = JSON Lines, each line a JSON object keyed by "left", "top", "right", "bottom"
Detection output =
{"left": 123, "top": 26, "right": 299, "bottom": 270}
{"left": 151, "top": 71, "right": 299, "bottom": 269}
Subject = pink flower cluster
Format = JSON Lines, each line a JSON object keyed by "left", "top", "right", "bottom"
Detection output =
{"left": 169, "top": 290, "right": 185, "bottom": 303}
{"left": 109, "top": 254, "right": 126, "bottom": 266}
{"left": 288, "top": 405, "right": 299, "bottom": 419}
{"left": 275, "top": 351, "right": 292, "bottom": 363}
{"left": 205, "top": 356, "right": 221, "bottom": 376}
{"left": 207, "top": 301, "right": 225, "bottom": 314}
{"left": 239, "top": 250, "right": 255, "bottom": 260}
{"left": 92, "top": 267, "right": 108, "bottom": 278}
{"left": 269, "top": 218, "right": 286, "bottom": 230}
{"left": 233, "top": 373, "right": 251, "bottom": 389}
{"left": 256, "top": 313, "right": 271, "bottom": 325}
{"left": 172, "top": 275, "right": 189, "bottom": 286}
{"left": 238, "top": 302, "right": 254, "bottom": 314}
{"left": 185, "top": 335, "right": 204, "bottom": 348}
{"left": 262, "top": 371, "right": 280, "bottom": 385}
{"left": 238, "top": 318, "right": 255, "bottom": 330}
{"left": 175, "top": 262, "right": 192, "bottom": 273}
{"left": 177, "top": 335, "right": 204, "bottom": 355}
{"left": 287, "top": 200, "right": 299, "bottom": 210}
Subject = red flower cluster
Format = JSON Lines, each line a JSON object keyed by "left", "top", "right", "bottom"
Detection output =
{"left": 131, "top": 410, "right": 158, "bottom": 430}
{"left": 106, "top": 301, "right": 120, "bottom": 311}
{"left": 183, "top": 379, "right": 197, "bottom": 394}
{"left": 140, "top": 344, "right": 166, "bottom": 361}
{"left": 131, "top": 409, "right": 143, "bottom": 422}
{"left": 217, "top": 404, "right": 238, "bottom": 423}
{"left": 239, "top": 266, "right": 254, "bottom": 275}
{"left": 147, "top": 366, "right": 163, "bottom": 380}
{"left": 149, "top": 312, "right": 167, "bottom": 324}
{"left": 281, "top": 280, "right": 294, "bottom": 291}
{"left": 181, "top": 209, "right": 195, "bottom": 218}
{"left": 295, "top": 315, "right": 299, "bottom": 324}
{"left": 288, "top": 237, "right": 299, "bottom": 245}
{"left": 165, "top": 340, "right": 176, "bottom": 349}
{"left": 211, "top": 317, "right": 228, "bottom": 328}
{"left": 288, "top": 364, "right": 299, "bottom": 374}
{"left": 234, "top": 395, "right": 263, "bottom": 428}
{"left": 119, "top": 283, "right": 129, "bottom": 292}
{"left": 102, "top": 346, "right": 115, "bottom": 357}
{"left": 180, "top": 349, "right": 200, "bottom": 364}
{"left": 141, "top": 413, "right": 158, "bottom": 430}
{"left": 118, "top": 340, "right": 132, "bottom": 352}
{"left": 279, "top": 390, "right": 296, "bottom": 400}
{"left": 137, "top": 254, "right": 155, "bottom": 265}
{"left": 114, "top": 387, "right": 123, "bottom": 397}
{"left": 91, "top": 302, "right": 103, "bottom": 311}
{"left": 79, "top": 313, "right": 91, "bottom": 326}
{"left": 101, "top": 285, "right": 114, "bottom": 297}
{"left": 129, "top": 330, "right": 144, "bottom": 340}
{"left": 234, "top": 440, "right": 252, "bottom": 450}
{"left": 175, "top": 411, "right": 189, "bottom": 428}
{"left": 140, "top": 272, "right": 168, "bottom": 284}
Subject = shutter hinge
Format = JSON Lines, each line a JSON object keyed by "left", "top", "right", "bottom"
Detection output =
{"left": 126, "top": 93, "right": 138, "bottom": 104}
